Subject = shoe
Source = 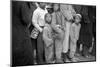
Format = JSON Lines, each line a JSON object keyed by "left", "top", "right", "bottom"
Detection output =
{"left": 70, "top": 57, "right": 80, "bottom": 62}
{"left": 55, "top": 59, "right": 63, "bottom": 63}
{"left": 64, "top": 58, "right": 71, "bottom": 63}
{"left": 85, "top": 54, "right": 94, "bottom": 59}
{"left": 75, "top": 53, "right": 81, "bottom": 57}
{"left": 46, "top": 60, "right": 55, "bottom": 64}
{"left": 62, "top": 53, "right": 71, "bottom": 63}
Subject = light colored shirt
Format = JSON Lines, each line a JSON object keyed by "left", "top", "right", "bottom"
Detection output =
{"left": 32, "top": 7, "right": 48, "bottom": 32}
{"left": 60, "top": 4, "right": 76, "bottom": 21}
{"left": 70, "top": 23, "right": 81, "bottom": 41}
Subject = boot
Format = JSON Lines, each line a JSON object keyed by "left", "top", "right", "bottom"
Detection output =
{"left": 62, "top": 53, "right": 71, "bottom": 63}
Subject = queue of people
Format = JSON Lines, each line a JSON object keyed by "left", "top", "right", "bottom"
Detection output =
{"left": 12, "top": 1, "right": 96, "bottom": 66}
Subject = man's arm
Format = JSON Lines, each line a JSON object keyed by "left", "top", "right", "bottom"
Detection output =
{"left": 21, "top": 2, "right": 32, "bottom": 25}
{"left": 51, "top": 13, "right": 57, "bottom": 30}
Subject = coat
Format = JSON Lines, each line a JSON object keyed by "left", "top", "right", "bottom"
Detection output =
{"left": 43, "top": 24, "right": 53, "bottom": 47}
{"left": 12, "top": 1, "right": 36, "bottom": 66}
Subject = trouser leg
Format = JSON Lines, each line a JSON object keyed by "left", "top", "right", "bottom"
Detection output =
{"left": 62, "top": 22, "right": 71, "bottom": 53}
{"left": 45, "top": 44, "right": 54, "bottom": 63}
{"left": 82, "top": 44, "right": 89, "bottom": 56}
{"left": 55, "top": 39, "right": 63, "bottom": 63}
{"left": 37, "top": 32, "right": 45, "bottom": 64}
{"left": 69, "top": 40, "right": 76, "bottom": 58}
{"left": 31, "top": 38, "right": 37, "bottom": 64}
{"left": 12, "top": 39, "right": 34, "bottom": 66}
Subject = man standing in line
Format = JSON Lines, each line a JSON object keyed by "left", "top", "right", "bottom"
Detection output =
{"left": 32, "top": 2, "right": 48, "bottom": 64}
{"left": 60, "top": 4, "right": 76, "bottom": 62}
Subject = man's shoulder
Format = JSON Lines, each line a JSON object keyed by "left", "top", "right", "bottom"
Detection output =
{"left": 34, "top": 7, "right": 47, "bottom": 14}
{"left": 34, "top": 8, "right": 40, "bottom": 12}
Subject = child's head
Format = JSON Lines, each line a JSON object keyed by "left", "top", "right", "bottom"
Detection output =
{"left": 74, "top": 14, "right": 82, "bottom": 23}
{"left": 53, "top": 3, "right": 60, "bottom": 11}
{"left": 45, "top": 13, "right": 52, "bottom": 24}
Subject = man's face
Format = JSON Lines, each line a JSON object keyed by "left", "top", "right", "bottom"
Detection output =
{"left": 39, "top": 3, "right": 46, "bottom": 9}
{"left": 53, "top": 4, "right": 59, "bottom": 11}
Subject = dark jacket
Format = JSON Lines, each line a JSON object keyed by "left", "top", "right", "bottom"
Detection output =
{"left": 12, "top": 1, "right": 36, "bottom": 66}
